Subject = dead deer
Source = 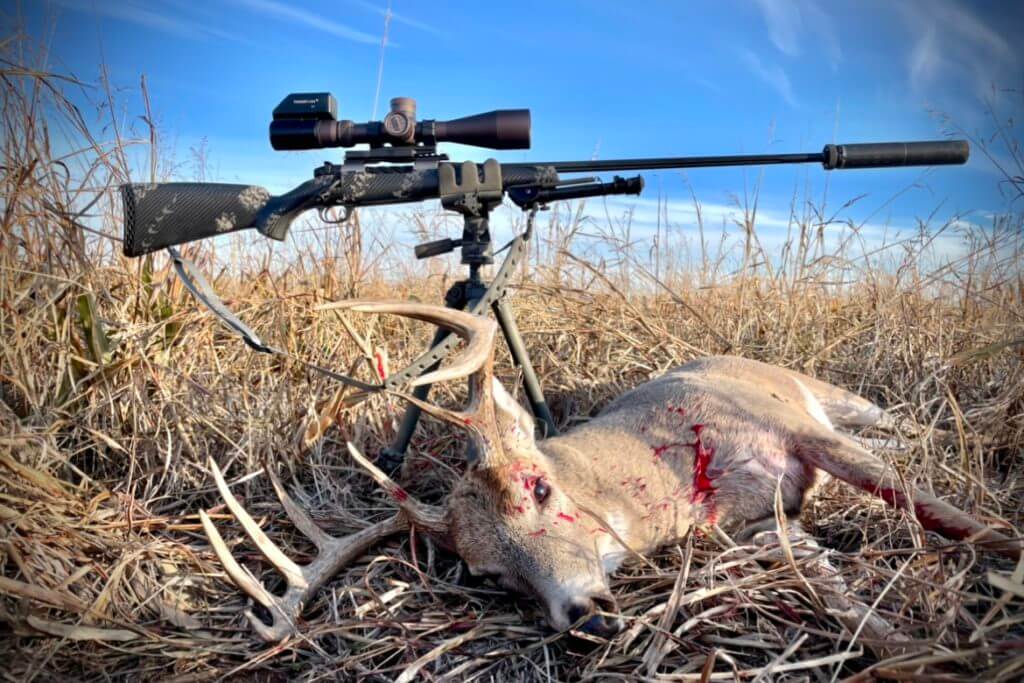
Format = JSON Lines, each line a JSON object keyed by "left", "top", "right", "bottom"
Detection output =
{"left": 200, "top": 301, "right": 1021, "bottom": 642}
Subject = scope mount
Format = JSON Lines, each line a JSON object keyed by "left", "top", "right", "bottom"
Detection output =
{"left": 341, "top": 145, "right": 448, "bottom": 170}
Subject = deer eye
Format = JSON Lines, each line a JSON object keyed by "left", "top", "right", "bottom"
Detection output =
{"left": 533, "top": 478, "right": 551, "bottom": 504}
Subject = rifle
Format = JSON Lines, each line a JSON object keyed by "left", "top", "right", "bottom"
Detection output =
{"left": 122, "top": 93, "right": 968, "bottom": 258}
{"left": 119, "top": 93, "right": 970, "bottom": 470}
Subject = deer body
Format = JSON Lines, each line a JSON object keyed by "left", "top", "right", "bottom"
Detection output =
{"left": 447, "top": 357, "right": 884, "bottom": 634}
{"left": 200, "top": 303, "right": 1021, "bottom": 642}
{"left": 529, "top": 361, "right": 829, "bottom": 564}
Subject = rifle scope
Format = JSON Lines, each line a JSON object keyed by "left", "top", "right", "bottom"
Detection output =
{"left": 270, "top": 93, "right": 531, "bottom": 151}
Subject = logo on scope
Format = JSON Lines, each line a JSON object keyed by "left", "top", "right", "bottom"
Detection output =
{"left": 385, "top": 113, "right": 411, "bottom": 137}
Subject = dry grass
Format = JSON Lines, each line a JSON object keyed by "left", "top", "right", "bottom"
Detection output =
{"left": 2, "top": 43, "right": 1024, "bottom": 682}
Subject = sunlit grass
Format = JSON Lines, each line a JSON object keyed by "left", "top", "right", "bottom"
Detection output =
{"left": 2, "top": 39, "right": 1023, "bottom": 681}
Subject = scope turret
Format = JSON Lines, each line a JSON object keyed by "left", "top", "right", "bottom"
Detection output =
{"left": 269, "top": 93, "right": 531, "bottom": 151}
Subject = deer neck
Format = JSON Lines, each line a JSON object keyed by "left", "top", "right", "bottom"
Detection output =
{"left": 538, "top": 427, "right": 696, "bottom": 566}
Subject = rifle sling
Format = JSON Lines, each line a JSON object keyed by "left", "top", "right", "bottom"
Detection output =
{"left": 165, "top": 231, "right": 528, "bottom": 394}
{"left": 167, "top": 247, "right": 380, "bottom": 394}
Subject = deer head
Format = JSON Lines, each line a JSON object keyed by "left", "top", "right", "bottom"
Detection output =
{"left": 355, "top": 301, "right": 622, "bottom": 636}
{"left": 201, "top": 301, "right": 621, "bottom": 641}
{"left": 442, "top": 380, "right": 621, "bottom": 637}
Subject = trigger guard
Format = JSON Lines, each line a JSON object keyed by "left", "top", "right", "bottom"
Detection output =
{"left": 319, "top": 205, "right": 355, "bottom": 225}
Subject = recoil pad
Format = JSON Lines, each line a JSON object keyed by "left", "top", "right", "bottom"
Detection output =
{"left": 121, "top": 182, "right": 271, "bottom": 257}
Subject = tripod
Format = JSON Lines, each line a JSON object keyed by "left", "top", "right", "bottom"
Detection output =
{"left": 377, "top": 191, "right": 558, "bottom": 474}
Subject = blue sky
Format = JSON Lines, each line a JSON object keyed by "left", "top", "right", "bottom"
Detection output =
{"left": 13, "top": 0, "right": 1024, "bottom": 259}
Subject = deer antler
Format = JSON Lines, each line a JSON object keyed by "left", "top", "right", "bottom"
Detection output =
{"left": 200, "top": 300, "right": 496, "bottom": 641}
{"left": 320, "top": 300, "right": 503, "bottom": 447}
{"left": 199, "top": 448, "right": 446, "bottom": 642}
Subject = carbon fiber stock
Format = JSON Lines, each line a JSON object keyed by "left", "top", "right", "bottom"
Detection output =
{"left": 121, "top": 183, "right": 271, "bottom": 257}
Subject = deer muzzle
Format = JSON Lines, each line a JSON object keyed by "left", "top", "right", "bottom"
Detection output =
{"left": 565, "top": 593, "right": 623, "bottom": 638}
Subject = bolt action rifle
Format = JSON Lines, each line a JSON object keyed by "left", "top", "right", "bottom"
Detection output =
{"left": 119, "top": 92, "right": 970, "bottom": 471}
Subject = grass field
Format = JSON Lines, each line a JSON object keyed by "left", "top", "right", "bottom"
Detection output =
{"left": 2, "top": 52, "right": 1024, "bottom": 681}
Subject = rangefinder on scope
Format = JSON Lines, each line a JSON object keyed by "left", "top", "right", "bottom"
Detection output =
{"left": 269, "top": 93, "right": 531, "bottom": 151}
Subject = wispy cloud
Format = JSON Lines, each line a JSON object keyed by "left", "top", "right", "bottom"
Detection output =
{"left": 753, "top": 0, "right": 801, "bottom": 57}
{"left": 753, "top": 0, "right": 841, "bottom": 69}
{"left": 897, "top": 0, "right": 1017, "bottom": 99}
{"left": 350, "top": 0, "right": 446, "bottom": 37}
{"left": 231, "top": 0, "right": 381, "bottom": 44}
{"left": 908, "top": 25, "right": 939, "bottom": 91}
{"left": 691, "top": 75, "right": 725, "bottom": 96}
{"left": 54, "top": 0, "right": 246, "bottom": 43}
{"left": 737, "top": 48, "right": 798, "bottom": 108}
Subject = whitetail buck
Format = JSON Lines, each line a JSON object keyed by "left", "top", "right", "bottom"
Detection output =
{"left": 200, "top": 301, "right": 1021, "bottom": 641}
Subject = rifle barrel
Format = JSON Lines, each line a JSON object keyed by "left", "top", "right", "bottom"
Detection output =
{"left": 543, "top": 152, "right": 824, "bottom": 174}
{"left": 535, "top": 140, "right": 969, "bottom": 173}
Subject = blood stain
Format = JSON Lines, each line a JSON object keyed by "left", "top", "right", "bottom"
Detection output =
{"left": 688, "top": 424, "right": 716, "bottom": 505}
{"left": 776, "top": 601, "right": 802, "bottom": 623}
{"left": 859, "top": 480, "right": 971, "bottom": 539}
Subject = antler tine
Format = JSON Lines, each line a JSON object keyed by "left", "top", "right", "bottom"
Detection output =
{"left": 207, "top": 458, "right": 306, "bottom": 589}
{"left": 265, "top": 463, "right": 332, "bottom": 551}
{"left": 198, "top": 508, "right": 299, "bottom": 642}
{"left": 347, "top": 442, "right": 450, "bottom": 538}
{"left": 198, "top": 509, "right": 277, "bottom": 609}
{"left": 318, "top": 300, "right": 498, "bottom": 388}
{"left": 320, "top": 299, "right": 502, "bottom": 439}
{"left": 200, "top": 457, "right": 413, "bottom": 642}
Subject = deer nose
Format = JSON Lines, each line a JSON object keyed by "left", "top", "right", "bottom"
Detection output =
{"left": 566, "top": 596, "right": 623, "bottom": 638}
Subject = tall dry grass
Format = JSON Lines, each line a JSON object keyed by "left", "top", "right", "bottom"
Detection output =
{"left": 2, "top": 41, "right": 1024, "bottom": 681}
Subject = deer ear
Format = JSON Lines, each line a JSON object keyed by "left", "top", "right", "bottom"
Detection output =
{"left": 491, "top": 378, "right": 537, "bottom": 452}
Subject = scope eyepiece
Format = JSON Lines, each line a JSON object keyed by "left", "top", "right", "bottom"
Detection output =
{"left": 269, "top": 93, "right": 531, "bottom": 152}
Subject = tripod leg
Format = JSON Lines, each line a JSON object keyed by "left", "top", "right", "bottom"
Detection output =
{"left": 378, "top": 326, "right": 449, "bottom": 474}
{"left": 492, "top": 297, "right": 559, "bottom": 437}
{"left": 379, "top": 278, "right": 475, "bottom": 474}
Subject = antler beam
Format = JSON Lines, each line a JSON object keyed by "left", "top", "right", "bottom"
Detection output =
{"left": 199, "top": 450, "right": 446, "bottom": 642}
{"left": 201, "top": 301, "right": 496, "bottom": 641}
